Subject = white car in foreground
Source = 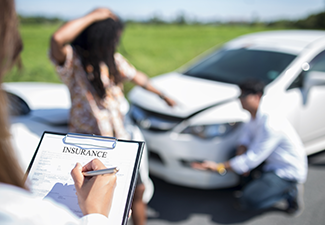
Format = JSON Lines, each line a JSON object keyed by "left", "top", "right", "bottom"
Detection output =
{"left": 128, "top": 30, "right": 325, "bottom": 189}
{"left": 4, "top": 82, "right": 154, "bottom": 202}
{"left": 4, "top": 82, "right": 70, "bottom": 171}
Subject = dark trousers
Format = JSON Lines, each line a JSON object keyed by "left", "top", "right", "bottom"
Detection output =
{"left": 239, "top": 172, "right": 297, "bottom": 210}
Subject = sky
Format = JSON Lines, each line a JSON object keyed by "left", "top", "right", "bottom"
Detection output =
{"left": 16, "top": 0, "right": 325, "bottom": 23}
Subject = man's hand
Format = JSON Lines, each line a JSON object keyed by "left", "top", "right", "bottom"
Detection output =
{"left": 191, "top": 160, "right": 217, "bottom": 171}
{"left": 192, "top": 160, "right": 228, "bottom": 175}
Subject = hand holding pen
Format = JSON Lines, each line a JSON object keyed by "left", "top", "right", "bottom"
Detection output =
{"left": 71, "top": 158, "right": 117, "bottom": 217}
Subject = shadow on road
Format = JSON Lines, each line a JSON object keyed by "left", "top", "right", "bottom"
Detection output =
{"left": 147, "top": 175, "right": 284, "bottom": 224}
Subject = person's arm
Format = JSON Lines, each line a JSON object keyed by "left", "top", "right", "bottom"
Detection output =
{"left": 229, "top": 119, "right": 282, "bottom": 174}
{"left": 50, "top": 8, "right": 116, "bottom": 65}
{"left": 191, "top": 144, "right": 250, "bottom": 175}
{"left": 131, "top": 71, "right": 176, "bottom": 107}
{"left": 193, "top": 120, "right": 282, "bottom": 175}
{"left": 71, "top": 158, "right": 117, "bottom": 217}
{"left": 191, "top": 160, "right": 233, "bottom": 175}
{"left": 191, "top": 144, "right": 248, "bottom": 174}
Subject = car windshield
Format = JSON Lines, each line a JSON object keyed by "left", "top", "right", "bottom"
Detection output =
{"left": 184, "top": 48, "right": 296, "bottom": 85}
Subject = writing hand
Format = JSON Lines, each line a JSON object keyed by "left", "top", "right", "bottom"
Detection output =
{"left": 71, "top": 158, "right": 117, "bottom": 217}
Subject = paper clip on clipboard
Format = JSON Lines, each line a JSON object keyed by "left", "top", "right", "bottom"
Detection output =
{"left": 63, "top": 133, "right": 117, "bottom": 149}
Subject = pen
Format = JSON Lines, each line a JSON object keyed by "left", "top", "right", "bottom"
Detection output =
{"left": 83, "top": 167, "right": 119, "bottom": 176}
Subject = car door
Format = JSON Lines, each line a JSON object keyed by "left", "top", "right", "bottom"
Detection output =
{"left": 288, "top": 50, "right": 325, "bottom": 149}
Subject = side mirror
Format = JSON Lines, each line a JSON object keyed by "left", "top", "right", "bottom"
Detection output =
{"left": 302, "top": 71, "right": 325, "bottom": 104}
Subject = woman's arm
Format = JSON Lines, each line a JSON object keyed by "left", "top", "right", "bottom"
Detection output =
{"left": 50, "top": 8, "right": 116, "bottom": 65}
{"left": 131, "top": 71, "right": 176, "bottom": 107}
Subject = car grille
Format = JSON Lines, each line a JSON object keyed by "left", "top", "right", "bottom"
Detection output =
{"left": 129, "top": 104, "right": 184, "bottom": 132}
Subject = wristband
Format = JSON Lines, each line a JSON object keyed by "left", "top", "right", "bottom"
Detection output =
{"left": 215, "top": 163, "right": 227, "bottom": 176}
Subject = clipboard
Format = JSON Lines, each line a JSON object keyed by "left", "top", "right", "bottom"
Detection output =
{"left": 25, "top": 131, "right": 145, "bottom": 225}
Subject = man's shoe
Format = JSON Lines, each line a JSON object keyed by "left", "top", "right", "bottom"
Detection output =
{"left": 285, "top": 183, "right": 304, "bottom": 217}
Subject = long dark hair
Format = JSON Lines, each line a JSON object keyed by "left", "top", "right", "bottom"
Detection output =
{"left": 0, "top": 0, "right": 26, "bottom": 189}
{"left": 71, "top": 18, "right": 124, "bottom": 99}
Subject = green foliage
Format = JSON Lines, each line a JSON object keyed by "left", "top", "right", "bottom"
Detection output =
{"left": 294, "top": 12, "right": 325, "bottom": 29}
{"left": 267, "top": 11, "right": 325, "bottom": 30}
{"left": 267, "top": 20, "right": 295, "bottom": 28}
{"left": 4, "top": 23, "right": 275, "bottom": 95}
{"left": 18, "top": 15, "right": 64, "bottom": 24}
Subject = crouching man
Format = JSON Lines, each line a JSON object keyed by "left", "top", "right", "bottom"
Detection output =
{"left": 192, "top": 80, "right": 307, "bottom": 216}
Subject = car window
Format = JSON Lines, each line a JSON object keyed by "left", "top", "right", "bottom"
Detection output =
{"left": 5, "top": 91, "right": 31, "bottom": 116}
{"left": 184, "top": 48, "right": 296, "bottom": 85}
{"left": 309, "top": 50, "right": 325, "bottom": 72}
{"left": 288, "top": 50, "right": 325, "bottom": 90}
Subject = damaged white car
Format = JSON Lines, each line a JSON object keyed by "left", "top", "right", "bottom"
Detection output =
{"left": 128, "top": 30, "right": 325, "bottom": 189}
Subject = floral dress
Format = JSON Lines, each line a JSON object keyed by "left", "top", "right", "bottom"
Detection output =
{"left": 50, "top": 45, "right": 136, "bottom": 139}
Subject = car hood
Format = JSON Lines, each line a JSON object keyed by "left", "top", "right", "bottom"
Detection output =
{"left": 128, "top": 72, "right": 240, "bottom": 118}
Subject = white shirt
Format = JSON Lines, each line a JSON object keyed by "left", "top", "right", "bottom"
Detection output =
{"left": 229, "top": 109, "right": 308, "bottom": 183}
{"left": 0, "top": 183, "right": 109, "bottom": 225}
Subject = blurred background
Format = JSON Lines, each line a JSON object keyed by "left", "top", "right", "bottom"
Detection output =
{"left": 8, "top": 0, "right": 325, "bottom": 95}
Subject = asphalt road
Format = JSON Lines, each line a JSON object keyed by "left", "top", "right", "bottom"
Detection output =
{"left": 143, "top": 150, "right": 325, "bottom": 225}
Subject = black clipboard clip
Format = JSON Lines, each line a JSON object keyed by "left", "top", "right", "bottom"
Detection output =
{"left": 63, "top": 133, "right": 117, "bottom": 150}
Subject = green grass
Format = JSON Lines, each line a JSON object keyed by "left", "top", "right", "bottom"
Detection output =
{"left": 5, "top": 23, "right": 62, "bottom": 83}
{"left": 4, "top": 23, "right": 277, "bottom": 95}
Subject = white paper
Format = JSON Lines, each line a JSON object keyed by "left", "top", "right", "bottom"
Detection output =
{"left": 27, "top": 133, "right": 140, "bottom": 225}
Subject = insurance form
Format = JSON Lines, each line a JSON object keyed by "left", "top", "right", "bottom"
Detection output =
{"left": 26, "top": 132, "right": 144, "bottom": 225}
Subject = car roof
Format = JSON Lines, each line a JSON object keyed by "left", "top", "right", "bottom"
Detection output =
{"left": 224, "top": 30, "right": 325, "bottom": 55}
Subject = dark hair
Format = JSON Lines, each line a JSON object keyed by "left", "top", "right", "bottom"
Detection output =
{"left": 71, "top": 18, "right": 124, "bottom": 99}
{"left": 0, "top": 0, "right": 22, "bottom": 80}
{"left": 239, "top": 79, "right": 265, "bottom": 96}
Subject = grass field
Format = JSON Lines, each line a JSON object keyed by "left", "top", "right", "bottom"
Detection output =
{"left": 4, "top": 23, "right": 278, "bottom": 94}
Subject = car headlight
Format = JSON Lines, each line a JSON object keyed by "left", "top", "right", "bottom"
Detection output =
{"left": 181, "top": 122, "right": 241, "bottom": 139}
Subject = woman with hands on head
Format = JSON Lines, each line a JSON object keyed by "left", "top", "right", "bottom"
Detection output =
{"left": 0, "top": 1, "right": 117, "bottom": 224}
{"left": 50, "top": 7, "right": 176, "bottom": 225}
{"left": 50, "top": 7, "right": 176, "bottom": 113}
